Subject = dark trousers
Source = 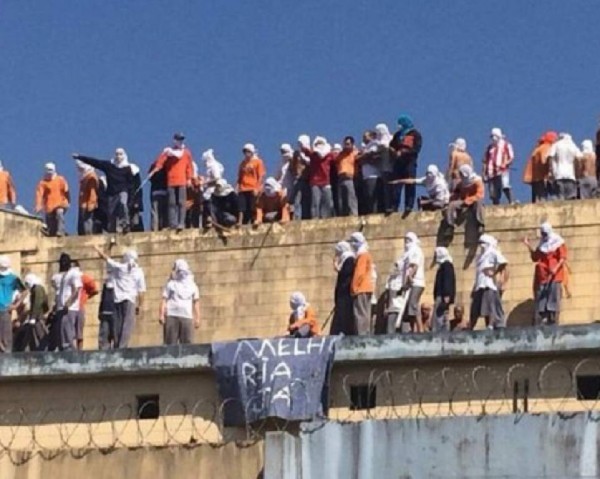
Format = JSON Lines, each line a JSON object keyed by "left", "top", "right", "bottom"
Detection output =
{"left": 0, "top": 311, "right": 12, "bottom": 353}
{"left": 78, "top": 209, "right": 95, "bottom": 235}
{"left": 363, "top": 178, "right": 380, "bottom": 214}
{"left": 164, "top": 316, "right": 194, "bottom": 345}
{"left": 238, "top": 191, "right": 256, "bottom": 224}
{"left": 168, "top": 186, "right": 186, "bottom": 229}
{"left": 151, "top": 194, "right": 168, "bottom": 231}
{"left": 393, "top": 159, "right": 417, "bottom": 211}
{"left": 107, "top": 192, "right": 129, "bottom": 233}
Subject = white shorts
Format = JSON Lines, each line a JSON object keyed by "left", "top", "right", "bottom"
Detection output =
{"left": 502, "top": 171, "right": 511, "bottom": 189}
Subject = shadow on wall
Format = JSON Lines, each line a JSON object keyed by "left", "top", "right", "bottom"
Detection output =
{"left": 507, "top": 299, "right": 535, "bottom": 328}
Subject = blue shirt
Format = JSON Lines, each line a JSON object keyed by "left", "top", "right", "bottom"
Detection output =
{"left": 0, "top": 273, "right": 24, "bottom": 312}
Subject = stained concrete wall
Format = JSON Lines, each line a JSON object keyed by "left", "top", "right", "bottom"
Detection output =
{"left": 0, "top": 442, "right": 264, "bottom": 479}
{"left": 266, "top": 413, "right": 600, "bottom": 478}
{"left": 3, "top": 200, "right": 600, "bottom": 348}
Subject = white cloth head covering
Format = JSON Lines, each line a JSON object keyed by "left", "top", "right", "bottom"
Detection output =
{"left": 112, "top": 148, "right": 130, "bottom": 167}
{"left": 374, "top": 123, "right": 393, "bottom": 146}
{"left": 297, "top": 134, "right": 311, "bottom": 150}
{"left": 538, "top": 222, "right": 565, "bottom": 254}
{"left": 129, "top": 163, "right": 140, "bottom": 176}
{"left": 312, "top": 136, "right": 331, "bottom": 158}
{"left": 334, "top": 241, "right": 355, "bottom": 271}
{"left": 24, "top": 273, "right": 42, "bottom": 288}
{"left": 76, "top": 160, "right": 93, "bottom": 175}
{"left": 348, "top": 232, "right": 368, "bottom": 254}
{"left": 491, "top": 127, "right": 503, "bottom": 139}
{"left": 44, "top": 162, "right": 56, "bottom": 175}
{"left": 280, "top": 143, "right": 293, "bottom": 159}
{"left": 289, "top": 291, "right": 308, "bottom": 320}
{"left": 404, "top": 231, "right": 420, "bottom": 251}
{"left": 434, "top": 247, "right": 453, "bottom": 264}
{"left": 452, "top": 138, "right": 467, "bottom": 151}
{"left": 243, "top": 143, "right": 256, "bottom": 154}
{"left": 263, "top": 177, "right": 282, "bottom": 197}
{"left": 459, "top": 164, "right": 478, "bottom": 186}
{"left": 477, "top": 234, "right": 499, "bottom": 268}
{"left": 422, "top": 164, "right": 450, "bottom": 203}
{"left": 168, "top": 259, "right": 197, "bottom": 300}
{"left": 0, "top": 255, "right": 11, "bottom": 275}
{"left": 582, "top": 140, "right": 595, "bottom": 154}
{"left": 122, "top": 250, "right": 138, "bottom": 268}
{"left": 214, "top": 179, "right": 234, "bottom": 197}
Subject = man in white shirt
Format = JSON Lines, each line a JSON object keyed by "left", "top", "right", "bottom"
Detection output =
{"left": 93, "top": 246, "right": 146, "bottom": 348}
{"left": 51, "top": 253, "right": 82, "bottom": 351}
{"left": 398, "top": 232, "right": 426, "bottom": 333}
{"left": 548, "top": 133, "right": 582, "bottom": 200}
{"left": 159, "top": 259, "right": 200, "bottom": 345}
{"left": 469, "top": 235, "right": 509, "bottom": 330}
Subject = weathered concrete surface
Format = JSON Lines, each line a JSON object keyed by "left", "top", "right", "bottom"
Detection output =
{"left": 3, "top": 199, "right": 600, "bottom": 348}
{"left": 266, "top": 413, "right": 600, "bottom": 478}
{"left": 0, "top": 442, "right": 264, "bottom": 479}
{"left": 2, "top": 324, "right": 599, "bottom": 380}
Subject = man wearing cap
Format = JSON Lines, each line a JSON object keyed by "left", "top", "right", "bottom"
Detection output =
{"left": 483, "top": 128, "right": 514, "bottom": 205}
{"left": 236, "top": 143, "right": 266, "bottom": 224}
{"left": 35, "top": 163, "right": 70, "bottom": 237}
{"left": 150, "top": 133, "right": 195, "bottom": 231}
{"left": 0, "top": 256, "right": 26, "bottom": 352}
{"left": 0, "top": 161, "right": 17, "bottom": 209}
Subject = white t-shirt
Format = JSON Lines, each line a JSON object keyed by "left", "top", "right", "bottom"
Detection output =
{"left": 401, "top": 247, "right": 425, "bottom": 288}
{"left": 162, "top": 279, "right": 200, "bottom": 319}
{"left": 54, "top": 268, "right": 83, "bottom": 312}
{"left": 474, "top": 250, "right": 508, "bottom": 291}
{"left": 107, "top": 259, "right": 146, "bottom": 304}
{"left": 549, "top": 138, "right": 582, "bottom": 181}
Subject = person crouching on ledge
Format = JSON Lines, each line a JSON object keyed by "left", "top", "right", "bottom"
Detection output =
{"left": 255, "top": 177, "right": 290, "bottom": 225}
{"left": 288, "top": 292, "right": 320, "bottom": 338}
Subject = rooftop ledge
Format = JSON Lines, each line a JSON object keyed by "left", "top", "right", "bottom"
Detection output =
{"left": 1, "top": 324, "right": 599, "bottom": 381}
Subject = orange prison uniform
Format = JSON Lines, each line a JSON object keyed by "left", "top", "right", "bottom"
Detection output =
{"left": 452, "top": 178, "right": 485, "bottom": 205}
{"left": 288, "top": 306, "right": 321, "bottom": 336}
{"left": 255, "top": 192, "right": 290, "bottom": 223}
{"left": 79, "top": 171, "right": 99, "bottom": 211}
{"left": 0, "top": 171, "right": 16, "bottom": 205}
{"left": 523, "top": 142, "right": 551, "bottom": 184}
{"left": 237, "top": 157, "right": 266, "bottom": 193}
{"left": 351, "top": 252, "right": 374, "bottom": 296}
{"left": 35, "top": 176, "right": 70, "bottom": 213}
{"left": 154, "top": 149, "right": 194, "bottom": 187}
{"left": 336, "top": 150, "right": 358, "bottom": 178}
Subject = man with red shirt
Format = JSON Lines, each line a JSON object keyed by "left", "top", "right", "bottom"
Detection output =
{"left": 150, "top": 133, "right": 194, "bottom": 231}
{"left": 523, "top": 222, "right": 567, "bottom": 326}
{"left": 300, "top": 135, "right": 334, "bottom": 219}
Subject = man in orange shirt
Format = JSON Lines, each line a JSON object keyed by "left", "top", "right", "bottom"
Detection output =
{"left": 348, "top": 232, "right": 375, "bottom": 335}
{"left": 522, "top": 131, "right": 556, "bottom": 203}
{"left": 335, "top": 136, "right": 359, "bottom": 216}
{"left": 287, "top": 292, "right": 320, "bottom": 338}
{"left": 35, "top": 163, "right": 70, "bottom": 237}
{"left": 76, "top": 161, "right": 99, "bottom": 235}
{"left": 71, "top": 260, "right": 99, "bottom": 350}
{"left": 150, "top": 132, "right": 194, "bottom": 232}
{"left": 0, "top": 161, "right": 17, "bottom": 208}
{"left": 236, "top": 143, "right": 265, "bottom": 225}
{"left": 444, "top": 164, "right": 485, "bottom": 231}
{"left": 523, "top": 222, "right": 567, "bottom": 325}
{"left": 255, "top": 177, "right": 290, "bottom": 225}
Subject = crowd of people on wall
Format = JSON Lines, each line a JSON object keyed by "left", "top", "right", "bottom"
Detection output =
{"left": 0, "top": 216, "right": 568, "bottom": 352}
{"left": 0, "top": 115, "right": 598, "bottom": 237}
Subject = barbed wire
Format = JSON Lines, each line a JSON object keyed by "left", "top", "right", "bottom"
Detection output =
{"left": 0, "top": 357, "right": 598, "bottom": 461}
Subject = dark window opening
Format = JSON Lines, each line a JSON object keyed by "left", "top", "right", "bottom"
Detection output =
{"left": 350, "top": 385, "right": 376, "bottom": 410}
{"left": 136, "top": 394, "right": 160, "bottom": 419}
{"left": 577, "top": 375, "right": 600, "bottom": 400}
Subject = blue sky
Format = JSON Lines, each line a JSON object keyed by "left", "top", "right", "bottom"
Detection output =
{"left": 1, "top": 1, "right": 598, "bottom": 228}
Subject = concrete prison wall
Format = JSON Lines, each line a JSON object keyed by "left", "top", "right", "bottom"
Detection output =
{"left": 4, "top": 199, "right": 600, "bottom": 348}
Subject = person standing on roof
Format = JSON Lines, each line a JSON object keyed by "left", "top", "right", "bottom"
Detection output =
{"left": 201, "top": 149, "right": 224, "bottom": 229}
{"left": 447, "top": 138, "right": 473, "bottom": 191}
{"left": 578, "top": 140, "right": 597, "bottom": 199}
{"left": 0, "top": 161, "right": 17, "bottom": 209}
{"left": 93, "top": 246, "right": 146, "bottom": 349}
{"left": 75, "top": 161, "right": 99, "bottom": 235}
{"left": 236, "top": 143, "right": 266, "bottom": 225}
{"left": 149, "top": 133, "right": 194, "bottom": 232}
{"left": 330, "top": 241, "right": 356, "bottom": 335}
{"left": 389, "top": 114, "right": 423, "bottom": 214}
{"left": 522, "top": 132, "right": 556, "bottom": 203}
{"left": 148, "top": 155, "right": 168, "bottom": 231}
{"left": 523, "top": 222, "right": 567, "bottom": 326}
{"left": 300, "top": 135, "right": 335, "bottom": 219}
{"left": 0, "top": 256, "right": 26, "bottom": 352}
{"left": 50, "top": 253, "right": 83, "bottom": 351}
{"left": 129, "top": 162, "right": 144, "bottom": 232}
{"left": 73, "top": 148, "right": 135, "bottom": 233}
{"left": 483, "top": 128, "right": 514, "bottom": 205}
{"left": 548, "top": 133, "right": 583, "bottom": 201}
{"left": 35, "top": 163, "right": 70, "bottom": 237}
{"left": 348, "top": 232, "right": 375, "bottom": 335}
